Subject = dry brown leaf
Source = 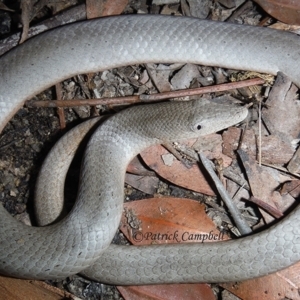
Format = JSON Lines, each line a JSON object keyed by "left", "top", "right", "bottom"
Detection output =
{"left": 280, "top": 180, "right": 300, "bottom": 198}
{"left": 125, "top": 173, "right": 159, "bottom": 195}
{"left": 120, "top": 197, "right": 227, "bottom": 245}
{"left": 0, "top": 276, "right": 76, "bottom": 300}
{"left": 145, "top": 64, "right": 172, "bottom": 93}
{"left": 86, "top": 0, "right": 128, "bottom": 18}
{"left": 127, "top": 156, "right": 155, "bottom": 176}
{"left": 170, "top": 64, "right": 200, "bottom": 90}
{"left": 118, "top": 283, "right": 216, "bottom": 300}
{"left": 287, "top": 146, "right": 300, "bottom": 174}
{"left": 260, "top": 135, "right": 294, "bottom": 164}
{"left": 237, "top": 149, "right": 295, "bottom": 224}
{"left": 223, "top": 127, "right": 294, "bottom": 165}
{"left": 254, "top": 0, "right": 300, "bottom": 25}
{"left": 194, "top": 133, "right": 233, "bottom": 165}
{"left": 118, "top": 197, "right": 226, "bottom": 299}
{"left": 222, "top": 261, "right": 300, "bottom": 300}
{"left": 262, "top": 73, "right": 300, "bottom": 142}
{"left": 140, "top": 143, "right": 215, "bottom": 196}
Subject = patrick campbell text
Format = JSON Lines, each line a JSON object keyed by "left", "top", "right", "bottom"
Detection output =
{"left": 132, "top": 230, "right": 225, "bottom": 243}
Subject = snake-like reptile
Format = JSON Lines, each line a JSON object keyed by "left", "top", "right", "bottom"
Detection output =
{"left": 0, "top": 15, "right": 299, "bottom": 285}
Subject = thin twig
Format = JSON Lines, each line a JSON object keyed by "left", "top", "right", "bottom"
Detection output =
{"left": 223, "top": 167, "right": 250, "bottom": 191}
{"left": 19, "top": 0, "right": 32, "bottom": 43}
{"left": 260, "top": 162, "right": 300, "bottom": 179}
{"left": 162, "top": 142, "right": 193, "bottom": 169}
{"left": 26, "top": 78, "right": 265, "bottom": 108}
{"left": 248, "top": 196, "right": 284, "bottom": 219}
{"left": 140, "top": 78, "right": 264, "bottom": 101}
{"left": 258, "top": 16, "right": 272, "bottom": 27}
{"left": 26, "top": 95, "right": 139, "bottom": 108}
{"left": 258, "top": 100, "right": 262, "bottom": 166}
{"left": 55, "top": 83, "right": 66, "bottom": 129}
{"left": 199, "top": 153, "right": 252, "bottom": 236}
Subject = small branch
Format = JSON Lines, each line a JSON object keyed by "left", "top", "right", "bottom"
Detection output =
{"left": 162, "top": 142, "right": 193, "bottom": 169}
{"left": 140, "top": 78, "right": 264, "bottom": 101}
{"left": 223, "top": 167, "right": 250, "bottom": 191}
{"left": 260, "top": 162, "right": 300, "bottom": 179}
{"left": 248, "top": 196, "right": 284, "bottom": 219}
{"left": 26, "top": 78, "right": 265, "bottom": 108}
{"left": 19, "top": 0, "right": 32, "bottom": 43}
{"left": 26, "top": 95, "right": 140, "bottom": 108}
{"left": 55, "top": 83, "right": 66, "bottom": 129}
{"left": 199, "top": 153, "right": 252, "bottom": 236}
{"left": 258, "top": 100, "right": 262, "bottom": 165}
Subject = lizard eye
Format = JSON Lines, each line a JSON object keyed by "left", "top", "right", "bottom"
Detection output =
{"left": 192, "top": 123, "right": 202, "bottom": 131}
